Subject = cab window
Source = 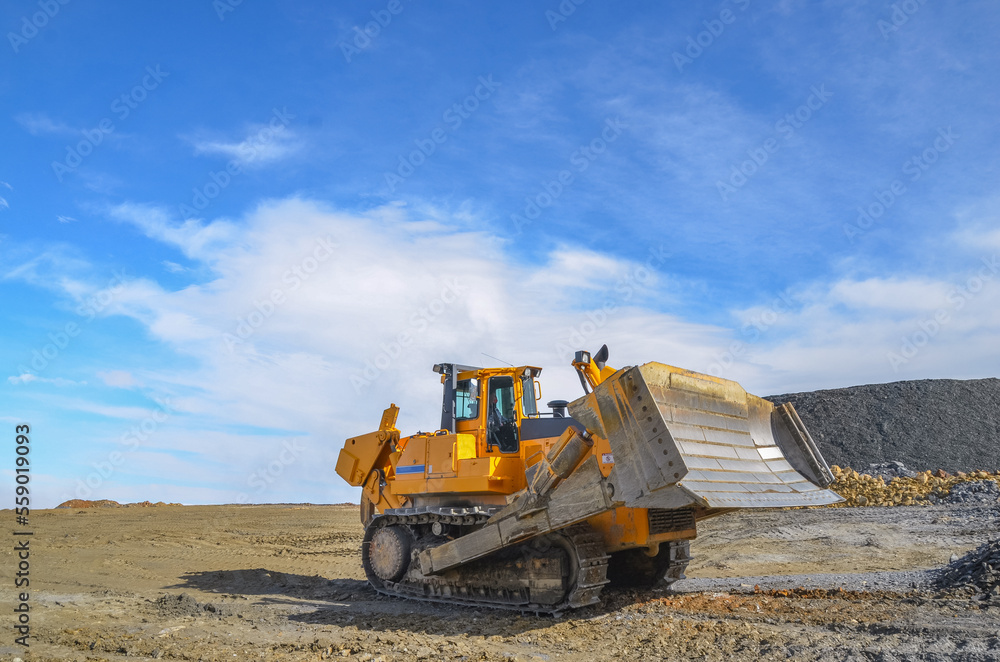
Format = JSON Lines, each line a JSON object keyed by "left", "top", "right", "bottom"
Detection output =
{"left": 455, "top": 378, "right": 479, "bottom": 421}
{"left": 521, "top": 375, "right": 538, "bottom": 417}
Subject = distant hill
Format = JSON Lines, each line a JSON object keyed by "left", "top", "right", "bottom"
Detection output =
{"left": 56, "top": 499, "right": 182, "bottom": 508}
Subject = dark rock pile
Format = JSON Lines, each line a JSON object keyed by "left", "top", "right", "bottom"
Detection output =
{"left": 866, "top": 461, "right": 917, "bottom": 482}
{"left": 768, "top": 378, "right": 1000, "bottom": 473}
{"left": 939, "top": 479, "right": 1000, "bottom": 505}
{"left": 937, "top": 538, "right": 1000, "bottom": 604}
{"left": 154, "top": 593, "right": 206, "bottom": 618}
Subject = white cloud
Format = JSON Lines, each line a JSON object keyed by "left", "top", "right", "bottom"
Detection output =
{"left": 826, "top": 278, "right": 950, "bottom": 313}
{"left": 106, "top": 197, "right": 1000, "bottom": 427}
{"left": 49, "top": 397, "right": 164, "bottom": 420}
{"left": 15, "top": 112, "right": 77, "bottom": 136}
{"left": 718, "top": 268, "right": 1000, "bottom": 394}
{"left": 982, "top": 232, "right": 1000, "bottom": 251}
{"left": 98, "top": 370, "right": 137, "bottom": 388}
{"left": 84, "top": 199, "right": 722, "bottom": 442}
{"left": 0, "top": 181, "right": 11, "bottom": 190}
{"left": 15, "top": 198, "right": 1000, "bottom": 505}
{"left": 57, "top": 215, "right": 77, "bottom": 223}
{"left": 80, "top": 171, "right": 123, "bottom": 195}
{"left": 0, "top": 197, "right": 8, "bottom": 210}
{"left": 162, "top": 260, "right": 186, "bottom": 273}
{"left": 8, "top": 374, "right": 83, "bottom": 386}
{"left": 187, "top": 121, "right": 301, "bottom": 168}
{"left": 956, "top": 227, "right": 1000, "bottom": 254}
{"left": 952, "top": 197, "right": 1000, "bottom": 252}
{"left": 525, "top": 247, "right": 639, "bottom": 292}
{"left": 109, "top": 202, "right": 238, "bottom": 261}
{"left": 1, "top": 245, "right": 98, "bottom": 292}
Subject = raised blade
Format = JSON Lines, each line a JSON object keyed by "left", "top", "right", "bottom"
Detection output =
{"left": 568, "top": 362, "right": 844, "bottom": 510}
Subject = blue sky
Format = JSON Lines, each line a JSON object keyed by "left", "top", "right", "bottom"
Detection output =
{"left": 2, "top": 1, "right": 999, "bottom": 507}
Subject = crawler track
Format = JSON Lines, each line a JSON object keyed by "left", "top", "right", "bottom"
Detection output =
{"left": 362, "top": 508, "right": 609, "bottom": 614}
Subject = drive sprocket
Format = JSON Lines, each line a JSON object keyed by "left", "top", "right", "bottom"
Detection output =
{"left": 606, "top": 540, "right": 691, "bottom": 588}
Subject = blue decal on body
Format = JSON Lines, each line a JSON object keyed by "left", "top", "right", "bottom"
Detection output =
{"left": 396, "top": 464, "right": 425, "bottom": 475}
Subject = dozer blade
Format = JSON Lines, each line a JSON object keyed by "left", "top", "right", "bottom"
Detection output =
{"left": 569, "top": 363, "right": 843, "bottom": 510}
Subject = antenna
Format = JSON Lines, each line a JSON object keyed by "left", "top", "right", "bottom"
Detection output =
{"left": 481, "top": 352, "right": 514, "bottom": 367}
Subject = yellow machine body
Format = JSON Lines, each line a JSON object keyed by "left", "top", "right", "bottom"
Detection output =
{"left": 338, "top": 361, "right": 782, "bottom": 557}
{"left": 335, "top": 346, "right": 842, "bottom": 611}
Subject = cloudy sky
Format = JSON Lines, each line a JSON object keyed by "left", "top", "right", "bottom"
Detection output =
{"left": 2, "top": 1, "right": 998, "bottom": 507}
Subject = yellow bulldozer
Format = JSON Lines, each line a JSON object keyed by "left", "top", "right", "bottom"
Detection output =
{"left": 336, "top": 345, "right": 841, "bottom": 613}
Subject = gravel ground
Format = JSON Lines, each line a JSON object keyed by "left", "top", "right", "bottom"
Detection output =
{"left": 5, "top": 503, "right": 1000, "bottom": 661}
{"left": 677, "top": 568, "right": 938, "bottom": 594}
{"left": 767, "top": 377, "right": 1000, "bottom": 472}
{"left": 686, "top": 503, "right": 1000, "bottom": 593}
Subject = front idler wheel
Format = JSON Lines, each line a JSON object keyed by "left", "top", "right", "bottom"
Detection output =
{"left": 365, "top": 524, "right": 411, "bottom": 583}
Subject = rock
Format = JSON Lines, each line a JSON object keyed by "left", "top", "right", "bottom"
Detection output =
{"left": 942, "top": 480, "right": 1000, "bottom": 505}
{"left": 828, "top": 463, "right": 1000, "bottom": 509}
{"left": 866, "top": 461, "right": 917, "bottom": 482}
{"left": 938, "top": 538, "right": 1000, "bottom": 597}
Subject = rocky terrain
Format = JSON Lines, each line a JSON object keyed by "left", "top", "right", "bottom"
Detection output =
{"left": 829, "top": 464, "right": 1000, "bottom": 507}
{"left": 3, "top": 497, "right": 999, "bottom": 662}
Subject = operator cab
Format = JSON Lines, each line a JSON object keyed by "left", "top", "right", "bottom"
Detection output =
{"left": 433, "top": 362, "right": 581, "bottom": 457}
{"left": 452, "top": 374, "right": 516, "bottom": 451}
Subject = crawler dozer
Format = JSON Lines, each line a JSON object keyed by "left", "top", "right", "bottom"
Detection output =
{"left": 336, "top": 345, "right": 841, "bottom": 612}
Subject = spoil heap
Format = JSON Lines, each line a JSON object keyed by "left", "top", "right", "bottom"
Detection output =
{"left": 938, "top": 538, "right": 1000, "bottom": 604}
{"left": 768, "top": 378, "right": 1000, "bottom": 472}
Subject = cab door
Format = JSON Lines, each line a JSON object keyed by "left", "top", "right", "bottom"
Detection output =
{"left": 485, "top": 375, "right": 519, "bottom": 454}
{"left": 452, "top": 372, "right": 521, "bottom": 455}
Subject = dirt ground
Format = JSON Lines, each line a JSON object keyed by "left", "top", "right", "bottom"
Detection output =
{"left": 3, "top": 503, "right": 999, "bottom": 661}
